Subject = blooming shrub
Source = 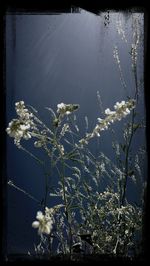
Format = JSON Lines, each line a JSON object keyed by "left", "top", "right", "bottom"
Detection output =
{"left": 6, "top": 97, "right": 145, "bottom": 260}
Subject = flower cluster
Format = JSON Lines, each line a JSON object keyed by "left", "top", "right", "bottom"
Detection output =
{"left": 32, "top": 207, "right": 54, "bottom": 235}
{"left": 6, "top": 101, "right": 36, "bottom": 147}
{"left": 57, "top": 103, "right": 79, "bottom": 118}
{"left": 58, "top": 144, "right": 65, "bottom": 156}
{"left": 60, "top": 123, "right": 70, "bottom": 137}
{"left": 79, "top": 99, "right": 135, "bottom": 146}
{"left": 32, "top": 205, "right": 64, "bottom": 235}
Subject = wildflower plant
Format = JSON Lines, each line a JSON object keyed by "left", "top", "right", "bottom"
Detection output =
{"left": 6, "top": 12, "right": 146, "bottom": 261}
{"left": 6, "top": 97, "right": 145, "bottom": 259}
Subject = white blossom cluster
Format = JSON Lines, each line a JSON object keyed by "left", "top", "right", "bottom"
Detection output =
{"left": 57, "top": 103, "right": 79, "bottom": 118}
{"left": 112, "top": 204, "right": 142, "bottom": 229}
{"left": 98, "top": 190, "right": 120, "bottom": 202}
{"left": 32, "top": 207, "right": 54, "bottom": 235}
{"left": 32, "top": 205, "right": 64, "bottom": 235}
{"left": 57, "top": 103, "right": 71, "bottom": 115}
{"left": 60, "top": 123, "right": 70, "bottom": 137}
{"left": 79, "top": 99, "right": 135, "bottom": 146}
{"left": 6, "top": 101, "right": 36, "bottom": 147}
{"left": 58, "top": 144, "right": 65, "bottom": 156}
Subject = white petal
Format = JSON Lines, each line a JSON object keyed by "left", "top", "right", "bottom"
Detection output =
{"left": 36, "top": 211, "right": 44, "bottom": 221}
{"left": 20, "top": 125, "right": 27, "bottom": 130}
{"left": 44, "top": 225, "right": 51, "bottom": 234}
{"left": 105, "top": 108, "right": 111, "bottom": 115}
{"left": 32, "top": 221, "right": 39, "bottom": 228}
{"left": 121, "top": 101, "right": 125, "bottom": 105}
{"left": 34, "top": 141, "right": 42, "bottom": 148}
{"left": 97, "top": 118, "right": 103, "bottom": 123}
{"left": 66, "top": 111, "right": 71, "bottom": 115}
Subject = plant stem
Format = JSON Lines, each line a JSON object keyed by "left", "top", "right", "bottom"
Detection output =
{"left": 43, "top": 171, "right": 49, "bottom": 210}
{"left": 121, "top": 109, "right": 135, "bottom": 206}
{"left": 20, "top": 146, "right": 44, "bottom": 166}
{"left": 115, "top": 109, "right": 135, "bottom": 255}
{"left": 61, "top": 157, "right": 73, "bottom": 258}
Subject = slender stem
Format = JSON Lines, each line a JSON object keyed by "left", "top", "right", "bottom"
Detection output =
{"left": 61, "top": 160, "right": 67, "bottom": 211}
{"left": 60, "top": 157, "right": 73, "bottom": 257}
{"left": 121, "top": 109, "right": 135, "bottom": 206}
{"left": 43, "top": 171, "right": 49, "bottom": 210}
{"left": 113, "top": 236, "right": 119, "bottom": 255}
{"left": 19, "top": 146, "right": 44, "bottom": 166}
{"left": 115, "top": 109, "right": 135, "bottom": 255}
{"left": 8, "top": 180, "right": 41, "bottom": 204}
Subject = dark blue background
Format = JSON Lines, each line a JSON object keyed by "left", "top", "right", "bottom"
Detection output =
{"left": 6, "top": 10, "right": 145, "bottom": 254}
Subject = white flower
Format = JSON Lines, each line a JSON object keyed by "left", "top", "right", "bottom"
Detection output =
{"left": 32, "top": 221, "right": 39, "bottom": 228}
{"left": 32, "top": 208, "right": 53, "bottom": 235}
{"left": 114, "top": 102, "right": 120, "bottom": 109}
{"left": 57, "top": 103, "right": 66, "bottom": 113}
{"left": 105, "top": 108, "right": 115, "bottom": 115}
{"left": 78, "top": 99, "right": 135, "bottom": 146}
{"left": 6, "top": 101, "right": 37, "bottom": 147}
{"left": 96, "top": 132, "right": 100, "bottom": 137}
{"left": 36, "top": 211, "right": 44, "bottom": 221}
{"left": 124, "top": 108, "right": 130, "bottom": 115}
{"left": 56, "top": 103, "right": 79, "bottom": 117}
{"left": 6, "top": 119, "right": 32, "bottom": 146}
{"left": 97, "top": 118, "right": 103, "bottom": 123}
{"left": 34, "top": 141, "right": 42, "bottom": 148}
{"left": 66, "top": 111, "right": 71, "bottom": 115}
{"left": 24, "top": 132, "right": 31, "bottom": 139}
{"left": 20, "top": 124, "right": 30, "bottom": 131}
{"left": 58, "top": 144, "right": 64, "bottom": 156}
{"left": 15, "top": 100, "right": 24, "bottom": 106}
{"left": 105, "top": 108, "right": 111, "bottom": 115}
{"left": 60, "top": 123, "right": 70, "bottom": 136}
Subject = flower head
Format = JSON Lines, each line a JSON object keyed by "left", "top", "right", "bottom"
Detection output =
{"left": 32, "top": 208, "right": 53, "bottom": 235}
{"left": 6, "top": 119, "right": 32, "bottom": 147}
{"left": 32, "top": 205, "right": 64, "bottom": 235}
{"left": 79, "top": 99, "right": 135, "bottom": 146}
{"left": 6, "top": 101, "right": 36, "bottom": 147}
{"left": 57, "top": 103, "right": 79, "bottom": 117}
